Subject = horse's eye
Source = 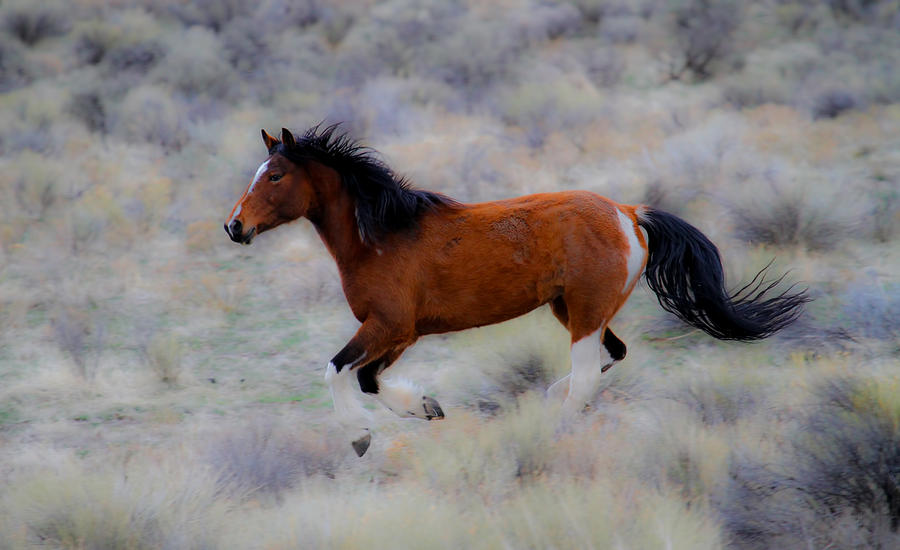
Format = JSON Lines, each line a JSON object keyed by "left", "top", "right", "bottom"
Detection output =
{"left": 270, "top": 174, "right": 282, "bottom": 182}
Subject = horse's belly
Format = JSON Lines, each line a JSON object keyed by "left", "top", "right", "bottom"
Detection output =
{"left": 415, "top": 269, "right": 557, "bottom": 334}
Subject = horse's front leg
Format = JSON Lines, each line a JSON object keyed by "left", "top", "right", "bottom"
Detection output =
{"left": 325, "top": 319, "right": 417, "bottom": 456}
{"left": 356, "top": 348, "right": 444, "bottom": 422}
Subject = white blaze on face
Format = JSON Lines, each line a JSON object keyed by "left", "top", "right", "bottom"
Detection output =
{"left": 227, "top": 159, "right": 269, "bottom": 228}
{"left": 617, "top": 208, "right": 646, "bottom": 294}
{"left": 247, "top": 159, "right": 270, "bottom": 196}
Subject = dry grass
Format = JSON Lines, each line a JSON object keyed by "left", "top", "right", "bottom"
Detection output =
{"left": 0, "top": 0, "right": 897, "bottom": 548}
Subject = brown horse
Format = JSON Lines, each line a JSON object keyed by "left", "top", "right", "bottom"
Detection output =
{"left": 225, "top": 125, "right": 808, "bottom": 456}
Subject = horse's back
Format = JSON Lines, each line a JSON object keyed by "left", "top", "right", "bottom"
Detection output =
{"left": 403, "top": 191, "right": 640, "bottom": 334}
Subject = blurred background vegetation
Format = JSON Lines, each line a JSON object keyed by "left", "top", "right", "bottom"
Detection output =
{"left": 0, "top": 0, "right": 898, "bottom": 548}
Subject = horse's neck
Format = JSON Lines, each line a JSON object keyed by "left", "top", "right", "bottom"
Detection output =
{"left": 310, "top": 186, "right": 368, "bottom": 274}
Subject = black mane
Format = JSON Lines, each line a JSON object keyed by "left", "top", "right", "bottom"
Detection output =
{"left": 272, "top": 124, "right": 456, "bottom": 245}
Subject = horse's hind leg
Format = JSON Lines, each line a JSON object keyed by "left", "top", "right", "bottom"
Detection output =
{"left": 356, "top": 351, "right": 444, "bottom": 421}
{"left": 560, "top": 326, "right": 627, "bottom": 416}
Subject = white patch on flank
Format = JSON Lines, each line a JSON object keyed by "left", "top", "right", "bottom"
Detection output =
{"left": 247, "top": 159, "right": 270, "bottom": 195}
{"left": 561, "top": 330, "right": 616, "bottom": 416}
{"left": 617, "top": 208, "right": 646, "bottom": 294}
{"left": 325, "top": 361, "right": 372, "bottom": 429}
{"left": 375, "top": 377, "right": 425, "bottom": 418}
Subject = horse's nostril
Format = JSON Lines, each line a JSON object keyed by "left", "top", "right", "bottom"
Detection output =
{"left": 229, "top": 219, "right": 242, "bottom": 237}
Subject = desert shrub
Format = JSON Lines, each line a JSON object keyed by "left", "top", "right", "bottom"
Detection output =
{"left": 639, "top": 113, "right": 746, "bottom": 216}
{"left": 106, "top": 38, "right": 165, "bottom": 75}
{"left": 728, "top": 179, "right": 855, "bottom": 251}
{"left": 792, "top": 377, "right": 900, "bottom": 541}
{"left": 220, "top": 18, "right": 270, "bottom": 75}
{"left": 869, "top": 176, "right": 900, "bottom": 242}
{"left": 1, "top": 1, "right": 68, "bottom": 46}
{"left": 420, "top": 17, "right": 527, "bottom": 94}
{"left": 138, "top": 332, "right": 183, "bottom": 387}
{"left": 672, "top": 374, "right": 762, "bottom": 425}
{"left": 838, "top": 282, "right": 900, "bottom": 342}
{"left": 828, "top": 0, "right": 895, "bottom": 22}
{"left": 498, "top": 77, "right": 606, "bottom": 147}
{"left": 163, "top": 0, "right": 255, "bottom": 32}
{"left": 7, "top": 151, "right": 64, "bottom": 220}
{"left": 207, "top": 422, "right": 344, "bottom": 499}
{"left": 773, "top": 0, "right": 833, "bottom": 35}
{"left": 472, "top": 354, "right": 556, "bottom": 415}
{"left": 662, "top": 0, "right": 743, "bottom": 81}
{"left": 599, "top": 12, "right": 644, "bottom": 43}
{"left": 557, "top": 0, "right": 620, "bottom": 25}
{"left": 578, "top": 41, "right": 626, "bottom": 87}
{"left": 72, "top": 20, "right": 120, "bottom": 66}
{"left": 715, "top": 452, "right": 802, "bottom": 550}
{"left": 2, "top": 462, "right": 222, "bottom": 549}
{"left": 111, "top": 85, "right": 187, "bottom": 150}
{"left": 717, "top": 375, "right": 900, "bottom": 549}
{"left": 253, "top": 0, "right": 329, "bottom": 30}
{"left": 512, "top": 2, "right": 584, "bottom": 42}
{"left": 0, "top": 34, "right": 30, "bottom": 91}
{"left": 51, "top": 302, "right": 106, "bottom": 380}
{"left": 812, "top": 88, "right": 860, "bottom": 119}
{"left": 67, "top": 90, "right": 107, "bottom": 133}
{"left": 335, "top": 0, "right": 465, "bottom": 86}
{"left": 151, "top": 27, "right": 235, "bottom": 98}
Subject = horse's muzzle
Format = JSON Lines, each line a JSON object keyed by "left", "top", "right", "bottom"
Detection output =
{"left": 225, "top": 220, "right": 255, "bottom": 245}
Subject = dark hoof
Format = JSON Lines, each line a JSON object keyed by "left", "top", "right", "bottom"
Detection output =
{"left": 423, "top": 396, "right": 444, "bottom": 420}
{"left": 351, "top": 433, "right": 371, "bottom": 457}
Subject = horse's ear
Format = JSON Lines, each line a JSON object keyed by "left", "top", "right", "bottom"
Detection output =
{"left": 261, "top": 129, "right": 279, "bottom": 151}
{"left": 281, "top": 128, "right": 296, "bottom": 149}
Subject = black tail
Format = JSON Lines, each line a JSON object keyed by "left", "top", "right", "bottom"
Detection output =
{"left": 636, "top": 208, "right": 809, "bottom": 341}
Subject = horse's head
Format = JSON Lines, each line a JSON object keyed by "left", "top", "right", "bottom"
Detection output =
{"left": 224, "top": 128, "right": 314, "bottom": 245}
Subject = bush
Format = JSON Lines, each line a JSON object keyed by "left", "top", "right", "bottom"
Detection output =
{"left": 335, "top": 0, "right": 466, "bottom": 86}
{"left": 139, "top": 332, "right": 183, "bottom": 387}
{"left": 72, "top": 20, "right": 120, "bottom": 66}
{"left": 164, "top": 0, "right": 255, "bottom": 32}
{"left": 67, "top": 90, "right": 106, "bottom": 133}
{"left": 106, "top": 39, "right": 165, "bottom": 75}
{"left": 839, "top": 282, "right": 900, "bottom": 342}
{"left": 112, "top": 85, "right": 187, "bottom": 150}
{"left": 498, "top": 77, "right": 606, "bottom": 147}
{"left": 663, "top": 0, "right": 743, "bottom": 81}
{"left": 0, "top": 35, "right": 30, "bottom": 91}
{"left": 152, "top": 26, "right": 236, "bottom": 98}
{"left": 793, "top": 377, "right": 900, "bottom": 539}
{"left": 716, "top": 375, "right": 900, "bottom": 549}
{"left": 812, "top": 88, "right": 860, "bottom": 119}
{"left": 728, "top": 179, "right": 855, "bottom": 251}
{"left": 2, "top": 462, "right": 223, "bottom": 549}
{"left": 1, "top": 1, "right": 68, "bottom": 46}
{"left": 51, "top": 302, "right": 106, "bottom": 380}
{"left": 420, "top": 18, "right": 527, "bottom": 93}
{"left": 207, "top": 422, "right": 344, "bottom": 499}
{"left": 673, "top": 374, "right": 761, "bottom": 425}
{"left": 869, "top": 175, "right": 900, "bottom": 242}
{"left": 828, "top": 0, "right": 892, "bottom": 22}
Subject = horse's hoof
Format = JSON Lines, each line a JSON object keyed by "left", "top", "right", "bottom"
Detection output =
{"left": 351, "top": 432, "right": 372, "bottom": 457}
{"left": 423, "top": 396, "right": 444, "bottom": 420}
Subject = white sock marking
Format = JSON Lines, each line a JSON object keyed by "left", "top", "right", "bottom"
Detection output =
{"left": 376, "top": 377, "right": 426, "bottom": 418}
{"left": 561, "top": 330, "right": 616, "bottom": 415}
{"left": 325, "top": 362, "right": 372, "bottom": 429}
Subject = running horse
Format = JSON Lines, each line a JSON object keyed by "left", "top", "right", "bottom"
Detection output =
{"left": 224, "top": 125, "right": 808, "bottom": 456}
